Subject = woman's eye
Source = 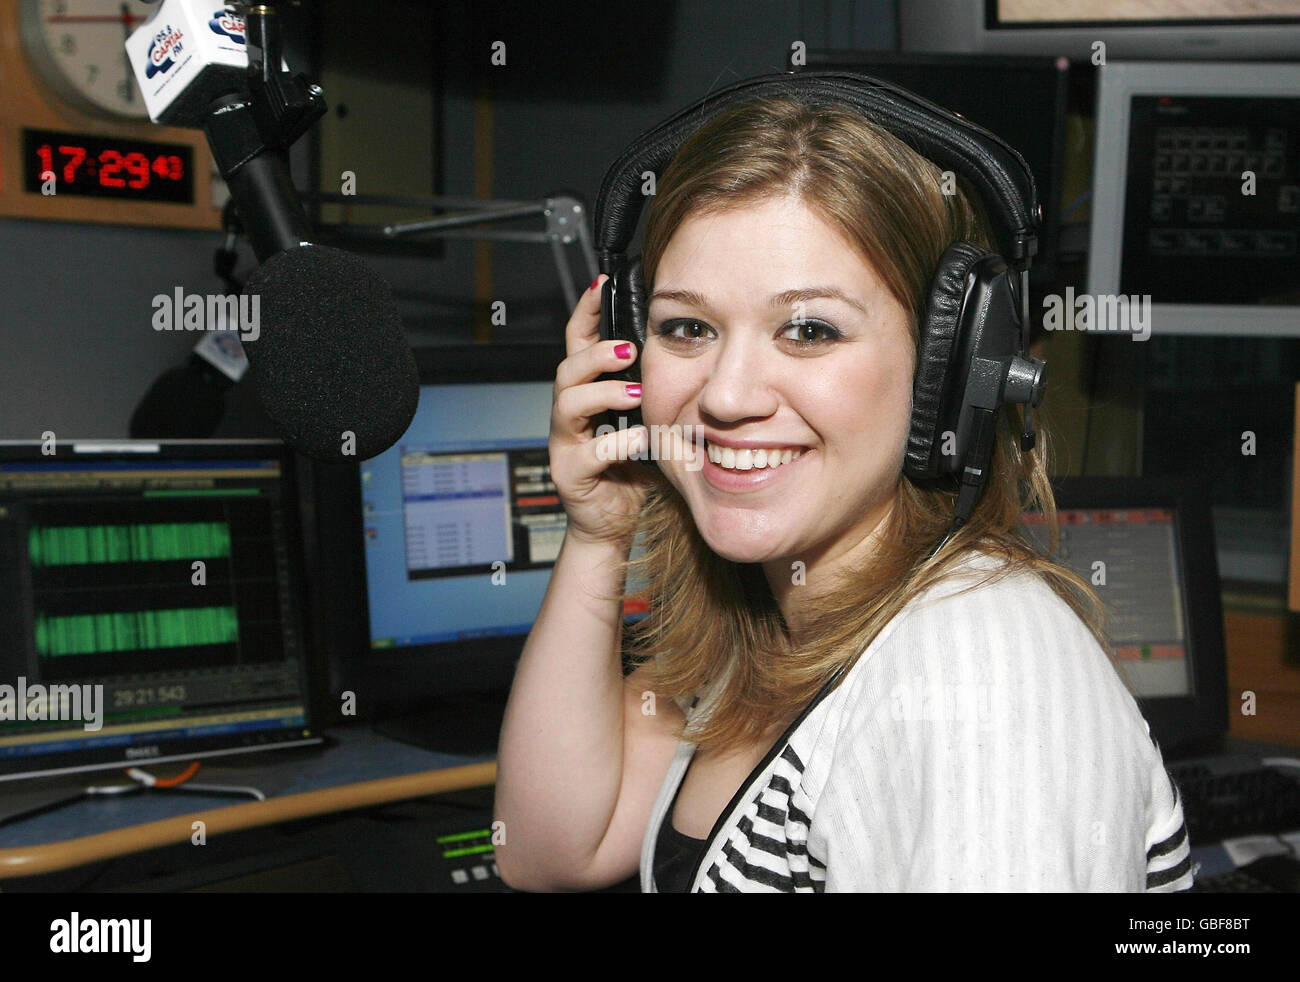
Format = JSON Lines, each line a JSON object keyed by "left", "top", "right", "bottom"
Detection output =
{"left": 651, "top": 318, "right": 841, "bottom": 346}
{"left": 654, "top": 319, "right": 713, "bottom": 341}
{"left": 781, "top": 320, "right": 841, "bottom": 345}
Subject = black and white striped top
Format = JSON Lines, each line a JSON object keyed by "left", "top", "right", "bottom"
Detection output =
{"left": 642, "top": 551, "right": 1195, "bottom": 892}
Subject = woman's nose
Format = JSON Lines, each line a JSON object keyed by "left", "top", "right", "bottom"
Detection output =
{"left": 696, "top": 334, "right": 780, "bottom": 423}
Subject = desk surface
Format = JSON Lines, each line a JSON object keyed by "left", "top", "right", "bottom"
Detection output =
{"left": 4, "top": 733, "right": 1296, "bottom": 884}
{"left": 0, "top": 725, "right": 495, "bottom": 879}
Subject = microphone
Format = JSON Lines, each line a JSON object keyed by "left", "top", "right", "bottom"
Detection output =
{"left": 125, "top": 1, "right": 418, "bottom": 462}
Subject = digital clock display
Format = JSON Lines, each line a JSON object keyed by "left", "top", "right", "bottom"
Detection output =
{"left": 22, "top": 128, "right": 194, "bottom": 204}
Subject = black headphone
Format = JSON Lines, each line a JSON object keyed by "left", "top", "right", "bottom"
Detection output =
{"left": 593, "top": 70, "right": 1048, "bottom": 542}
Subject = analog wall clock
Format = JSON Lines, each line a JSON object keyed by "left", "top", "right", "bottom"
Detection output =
{"left": 19, "top": 0, "right": 152, "bottom": 120}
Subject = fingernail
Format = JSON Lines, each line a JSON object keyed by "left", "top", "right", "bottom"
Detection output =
{"left": 590, "top": 276, "right": 601, "bottom": 292}
{"left": 614, "top": 342, "right": 633, "bottom": 359}
{"left": 625, "top": 383, "right": 642, "bottom": 397}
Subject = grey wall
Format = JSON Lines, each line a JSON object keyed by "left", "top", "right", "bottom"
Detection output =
{"left": 0, "top": 0, "right": 896, "bottom": 441}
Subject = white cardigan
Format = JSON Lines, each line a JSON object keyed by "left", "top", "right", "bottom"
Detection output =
{"left": 640, "top": 550, "right": 1194, "bottom": 892}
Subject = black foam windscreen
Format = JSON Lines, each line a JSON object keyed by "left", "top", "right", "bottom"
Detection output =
{"left": 241, "top": 244, "right": 419, "bottom": 462}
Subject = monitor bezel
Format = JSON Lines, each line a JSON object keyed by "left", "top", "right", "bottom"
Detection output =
{"left": 1043, "top": 475, "right": 1228, "bottom": 757}
{"left": 0, "top": 438, "right": 322, "bottom": 783}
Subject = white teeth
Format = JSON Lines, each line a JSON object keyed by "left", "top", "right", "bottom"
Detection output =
{"left": 706, "top": 441, "right": 805, "bottom": 471}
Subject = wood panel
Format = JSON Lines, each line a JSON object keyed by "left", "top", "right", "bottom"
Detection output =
{"left": 1224, "top": 608, "right": 1300, "bottom": 746}
{"left": 1291, "top": 383, "right": 1299, "bottom": 612}
{"left": 0, "top": 0, "right": 219, "bottom": 230}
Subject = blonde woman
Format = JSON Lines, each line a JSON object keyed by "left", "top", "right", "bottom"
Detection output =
{"left": 494, "top": 80, "right": 1192, "bottom": 893}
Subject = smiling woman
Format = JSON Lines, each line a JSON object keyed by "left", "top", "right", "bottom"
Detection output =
{"left": 624, "top": 96, "right": 1088, "bottom": 749}
{"left": 493, "top": 74, "right": 1193, "bottom": 895}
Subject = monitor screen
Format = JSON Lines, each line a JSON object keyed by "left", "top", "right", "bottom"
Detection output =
{"left": 359, "top": 380, "right": 565, "bottom": 649}
{"left": 0, "top": 440, "right": 319, "bottom": 781}
{"left": 1020, "top": 477, "right": 1227, "bottom": 755}
{"left": 992, "top": 0, "right": 1300, "bottom": 26}
{"left": 1021, "top": 506, "right": 1190, "bottom": 699}
{"left": 1087, "top": 61, "right": 1300, "bottom": 337}
{"left": 1120, "top": 94, "right": 1300, "bottom": 306}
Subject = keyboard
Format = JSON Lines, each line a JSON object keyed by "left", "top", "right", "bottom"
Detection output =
{"left": 1167, "top": 758, "right": 1300, "bottom": 844}
{"left": 1189, "top": 854, "right": 1300, "bottom": 893}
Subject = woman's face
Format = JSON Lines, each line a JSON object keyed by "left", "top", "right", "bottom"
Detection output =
{"left": 641, "top": 192, "right": 915, "bottom": 580}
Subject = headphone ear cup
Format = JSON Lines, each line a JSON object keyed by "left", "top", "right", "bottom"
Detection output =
{"left": 906, "top": 240, "right": 994, "bottom": 481}
{"left": 628, "top": 255, "right": 648, "bottom": 349}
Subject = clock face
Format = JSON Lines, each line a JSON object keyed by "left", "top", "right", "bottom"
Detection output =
{"left": 19, "top": 0, "right": 154, "bottom": 120}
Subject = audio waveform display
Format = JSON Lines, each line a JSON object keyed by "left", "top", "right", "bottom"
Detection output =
{"left": 27, "top": 522, "right": 232, "bottom": 566}
{"left": 35, "top": 606, "right": 240, "bottom": 657}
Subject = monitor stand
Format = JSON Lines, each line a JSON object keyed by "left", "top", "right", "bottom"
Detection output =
{"left": 373, "top": 690, "right": 509, "bottom": 757}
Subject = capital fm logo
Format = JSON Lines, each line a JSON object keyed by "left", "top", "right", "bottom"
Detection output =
{"left": 209, "top": 8, "right": 247, "bottom": 44}
{"left": 145, "top": 24, "right": 185, "bottom": 78}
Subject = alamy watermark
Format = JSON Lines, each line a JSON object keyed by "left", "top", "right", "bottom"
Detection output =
{"left": 889, "top": 677, "right": 1002, "bottom": 730}
{"left": 1043, "top": 288, "right": 1151, "bottom": 342}
{"left": 0, "top": 677, "right": 103, "bottom": 732}
{"left": 50, "top": 912, "right": 150, "bottom": 962}
{"left": 595, "top": 419, "right": 705, "bottom": 471}
{"left": 152, "top": 288, "right": 260, "bottom": 342}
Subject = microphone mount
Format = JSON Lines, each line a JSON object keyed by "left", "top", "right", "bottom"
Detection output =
{"left": 202, "top": 4, "right": 325, "bottom": 259}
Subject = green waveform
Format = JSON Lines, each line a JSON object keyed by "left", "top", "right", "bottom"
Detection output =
{"left": 35, "top": 606, "right": 239, "bottom": 656}
{"left": 28, "top": 521, "right": 231, "bottom": 566}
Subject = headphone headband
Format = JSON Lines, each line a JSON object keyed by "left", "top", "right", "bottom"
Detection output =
{"left": 594, "top": 69, "right": 1041, "bottom": 270}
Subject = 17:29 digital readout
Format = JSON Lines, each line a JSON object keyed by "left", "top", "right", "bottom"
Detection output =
{"left": 22, "top": 128, "right": 195, "bottom": 204}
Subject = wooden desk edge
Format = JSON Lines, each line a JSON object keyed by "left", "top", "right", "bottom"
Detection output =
{"left": 0, "top": 761, "right": 497, "bottom": 880}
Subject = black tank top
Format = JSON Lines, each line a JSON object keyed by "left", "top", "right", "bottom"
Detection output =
{"left": 653, "top": 764, "right": 709, "bottom": 892}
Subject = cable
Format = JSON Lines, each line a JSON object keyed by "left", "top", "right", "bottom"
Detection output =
{"left": 129, "top": 761, "right": 201, "bottom": 788}
{"left": 1261, "top": 757, "right": 1300, "bottom": 771}
{"left": 927, "top": 516, "right": 965, "bottom": 562}
{"left": 126, "top": 763, "right": 266, "bottom": 801}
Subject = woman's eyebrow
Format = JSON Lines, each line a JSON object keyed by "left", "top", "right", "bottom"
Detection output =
{"left": 650, "top": 286, "right": 867, "bottom": 315}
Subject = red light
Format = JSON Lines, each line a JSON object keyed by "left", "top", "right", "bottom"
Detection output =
{"left": 98, "top": 149, "right": 126, "bottom": 188}
{"left": 24, "top": 128, "right": 193, "bottom": 203}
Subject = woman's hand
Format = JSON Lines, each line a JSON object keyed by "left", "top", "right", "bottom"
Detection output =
{"left": 549, "top": 275, "right": 653, "bottom": 546}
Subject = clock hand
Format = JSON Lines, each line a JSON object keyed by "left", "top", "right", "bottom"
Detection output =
{"left": 121, "top": 4, "right": 135, "bottom": 104}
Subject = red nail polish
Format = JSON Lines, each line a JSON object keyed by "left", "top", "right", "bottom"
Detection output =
{"left": 590, "top": 276, "right": 601, "bottom": 292}
{"left": 625, "top": 383, "right": 642, "bottom": 397}
{"left": 614, "top": 342, "right": 633, "bottom": 359}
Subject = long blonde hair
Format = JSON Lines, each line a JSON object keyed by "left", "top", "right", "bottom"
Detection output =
{"left": 607, "top": 96, "right": 1110, "bottom": 751}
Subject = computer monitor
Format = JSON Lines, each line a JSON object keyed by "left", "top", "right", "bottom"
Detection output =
{"left": 0, "top": 439, "right": 320, "bottom": 782}
{"left": 1021, "top": 476, "right": 1228, "bottom": 756}
{"left": 902, "top": 1, "right": 1300, "bottom": 61}
{"left": 802, "top": 51, "right": 1070, "bottom": 291}
{"left": 313, "top": 343, "right": 589, "bottom": 754}
{"left": 1087, "top": 61, "right": 1300, "bottom": 338}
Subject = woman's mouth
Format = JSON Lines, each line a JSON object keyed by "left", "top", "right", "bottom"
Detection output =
{"left": 704, "top": 440, "right": 806, "bottom": 470}
{"left": 700, "top": 439, "right": 812, "bottom": 491}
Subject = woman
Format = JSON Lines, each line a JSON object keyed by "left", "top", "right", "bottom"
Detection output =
{"left": 493, "top": 93, "right": 1192, "bottom": 893}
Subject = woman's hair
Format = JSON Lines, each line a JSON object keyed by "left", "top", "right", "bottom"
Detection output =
{"left": 608, "top": 95, "right": 1112, "bottom": 751}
